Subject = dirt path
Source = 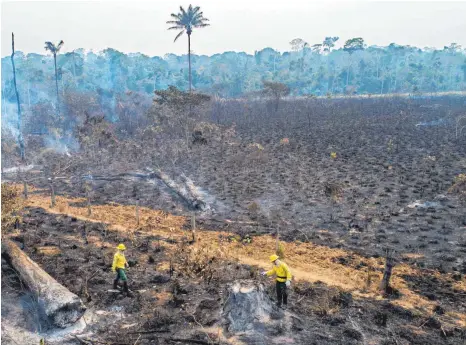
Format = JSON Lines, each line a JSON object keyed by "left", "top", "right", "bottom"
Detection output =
{"left": 16, "top": 187, "right": 466, "bottom": 328}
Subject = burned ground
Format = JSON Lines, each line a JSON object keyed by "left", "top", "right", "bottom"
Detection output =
{"left": 2, "top": 95, "right": 466, "bottom": 344}
{"left": 2, "top": 205, "right": 465, "bottom": 344}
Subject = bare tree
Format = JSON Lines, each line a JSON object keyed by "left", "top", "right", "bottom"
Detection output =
{"left": 379, "top": 249, "right": 396, "bottom": 295}
{"left": 11, "top": 33, "right": 25, "bottom": 161}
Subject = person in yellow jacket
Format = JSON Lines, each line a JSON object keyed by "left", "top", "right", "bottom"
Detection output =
{"left": 112, "top": 244, "right": 132, "bottom": 297}
{"left": 262, "top": 254, "right": 292, "bottom": 309}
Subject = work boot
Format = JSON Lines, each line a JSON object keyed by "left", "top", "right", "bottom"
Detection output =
{"left": 123, "top": 282, "right": 133, "bottom": 298}
{"left": 113, "top": 279, "right": 119, "bottom": 290}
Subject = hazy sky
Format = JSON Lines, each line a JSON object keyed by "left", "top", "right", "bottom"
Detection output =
{"left": 1, "top": 0, "right": 466, "bottom": 57}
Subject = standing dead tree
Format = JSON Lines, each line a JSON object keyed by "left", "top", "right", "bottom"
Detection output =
{"left": 379, "top": 248, "right": 396, "bottom": 296}
{"left": 11, "top": 33, "right": 25, "bottom": 161}
{"left": 49, "top": 177, "right": 56, "bottom": 208}
{"left": 324, "top": 181, "right": 344, "bottom": 222}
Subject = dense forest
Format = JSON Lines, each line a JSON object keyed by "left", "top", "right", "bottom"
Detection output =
{"left": 1, "top": 38, "right": 466, "bottom": 136}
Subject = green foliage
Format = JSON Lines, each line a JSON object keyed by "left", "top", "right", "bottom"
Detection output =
{"left": 167, "top": 4, "right": 210, "bottom": 40}
{"left": 1, "top": 39, "right": 465, "bottom": 104}
{"left": 344, "top": 38, "right": 365, "bottom": 54}
{"left": 44, "top": 41, "right": 64, "bottom": 55}
{"left": 323, "top": 37, "right": 339, "bottom": 52}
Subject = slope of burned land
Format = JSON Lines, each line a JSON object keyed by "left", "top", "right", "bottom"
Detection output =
{"left": 18, "top": 96, "right": 466, "bottom": 274}
{"left": 1, "top": 187, "right": 465, "bottom": 344}
{"left": 2, "top": 95, "right": 466, "bottom": 344}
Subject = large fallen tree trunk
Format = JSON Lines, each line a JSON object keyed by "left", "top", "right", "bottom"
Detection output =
{"left": 146, "top": 168, "right": 208, "bottom": 211}
{"left": 2, "top": 239, "right": 86, "bottom": 328}
{"left": 79, "top": 171, "right": 209, "bottom": 211}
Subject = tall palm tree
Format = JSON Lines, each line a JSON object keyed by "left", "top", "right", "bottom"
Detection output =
{"left": 44, "top": 40, "right": 64, "bottom": 114}
{"left": 167, "top": 5, "right": 209, "bottom": 92}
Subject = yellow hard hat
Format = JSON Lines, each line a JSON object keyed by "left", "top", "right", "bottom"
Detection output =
{"left": 117, "top": 244, "right": 126, "bottom": 250}
{"left": 270, "top": 254, "right": 279, "bottom": 262}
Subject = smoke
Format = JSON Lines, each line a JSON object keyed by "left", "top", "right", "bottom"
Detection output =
{"left": 43, "top": 134, "right": 80, "bottom": 156}
{"left": 1, "top": 101, "right": 21, "bottom": 138}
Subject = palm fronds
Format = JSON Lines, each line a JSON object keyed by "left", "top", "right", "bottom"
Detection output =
{"left": 44, "top": 40, "right": 65, "bottom": 55}
{"left": 166, "top": 4, "right": 210, "bottom": 39}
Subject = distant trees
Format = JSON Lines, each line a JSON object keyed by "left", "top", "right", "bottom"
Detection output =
{"left": 343, "top": 37, "right": 365, "bottom": 54}
{"left": 290, "top": 38, "right": 308, "bottom": 52}
{"left": 167, "top": 5, "right": 210, "bottom": 92}
{"left": 44, "top": 40, "right": 64, "bottom": 115}
{"left": 343, "top": 38, "right": 365, "bottom": 87}
{"left": 0, "top": 38, "right": 465, "bottom": 109}
{"left": 323, "top": 36, "right": 339, "bottom": 53}
{"left": 261, "top": 81, "right": 290, "bottom": 111}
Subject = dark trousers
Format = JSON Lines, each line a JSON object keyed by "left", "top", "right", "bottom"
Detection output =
{"left": 115, "top": 268, "right": 127, "bottom": 281}
{"left": 276, "top": 281, "right": 287, "bottom": 306}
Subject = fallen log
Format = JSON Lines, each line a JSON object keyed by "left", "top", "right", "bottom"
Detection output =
{"left": 2, "top": 239, "right": 86, "bottom": 328}
{"left": 147, "top": 168, "right": 208, "bottom": 211}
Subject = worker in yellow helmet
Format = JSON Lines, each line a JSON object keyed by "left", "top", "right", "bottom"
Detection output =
{"left": 112, "top": 244, "right": 132, "bottom": 297}
{"left": 262, "top": 254, "right": 292, "bottom": 309}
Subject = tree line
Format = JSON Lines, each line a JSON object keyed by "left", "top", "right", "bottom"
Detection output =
{"left": 2, "top": 39, "right": 465, "bottom": 107}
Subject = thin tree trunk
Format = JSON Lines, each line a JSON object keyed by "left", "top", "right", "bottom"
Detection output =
{"left": 23, "top": 174, "right": 28, "bottom": 199}
{"left": 191, "top": 212, "right": 196, "bottom": 243}
{"left": 136, "top": 200, "right": 140, "bottom": 226}
{"left": 11, "top": 33, "right": 25, "bottom": 161}
{"left": 379, "top": 249, "right": 395, "bottom": 295}
{"left": 54, "top": 53, "right": 60, "bottom": 115}
{"left": 72, "top": 50, "right": 77, "bottom": 87}
{"left": 188, "top": 33, "right": 192, "bottom": 92}
{"left": 86, "top": 181, "right": 92, "bottom": 216}
{"left": 50, "top": 177, "right": 56, "bottom": 208}
{"left": 275, "top": 224, "right": 280, "bottom": 254}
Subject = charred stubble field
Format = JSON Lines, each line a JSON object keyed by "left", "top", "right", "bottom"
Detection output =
{"left": 2, "top": 95, "right": 466, "bottom": 344}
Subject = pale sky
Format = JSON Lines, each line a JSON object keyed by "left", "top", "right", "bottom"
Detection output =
{"left": 1, "top": 0, "right": 466, "bottom": 57}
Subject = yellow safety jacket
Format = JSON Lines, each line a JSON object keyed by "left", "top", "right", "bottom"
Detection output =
{"left": 112, "top": 251, "right": 127, "bottom": 271}
{"left": 266, "top": 261, "right": 292, "bottom": 282}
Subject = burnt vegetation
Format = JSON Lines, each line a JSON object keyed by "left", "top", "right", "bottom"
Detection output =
{"left": 2, "top": 91, "right": 466, "bottom": 344}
